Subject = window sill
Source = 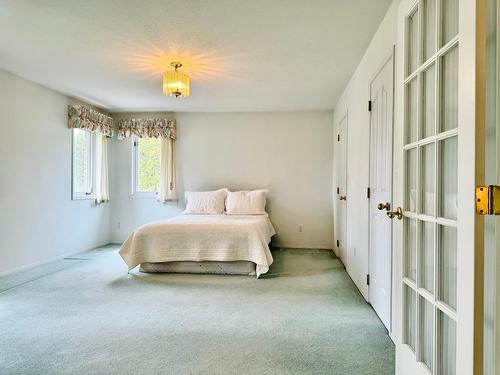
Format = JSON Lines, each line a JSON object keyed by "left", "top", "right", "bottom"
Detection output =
{"left": 72, "top": 193, "right": 96, "bottom": 201}
{"left": 129, "top": 193, "right": 158, "bottom": 199}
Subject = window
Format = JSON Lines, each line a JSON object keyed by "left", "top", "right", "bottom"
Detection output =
{"left": 131, "top": 136, "right": 161, "bottom": 198}
{"left": 72, "top": 129, "right": 96, "bottom": 200}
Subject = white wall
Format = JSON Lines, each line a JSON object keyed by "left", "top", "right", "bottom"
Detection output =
{"left": 332, "top": 1, "right": 399, "bottom": 299}
{"left": 110, "top": 111, "right": 334, "bottom": 249}
{"left": 0, "top": 70, "right": 111, "bottom": 275}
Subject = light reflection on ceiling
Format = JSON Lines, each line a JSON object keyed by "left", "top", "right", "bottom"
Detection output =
{"left": 124, "top": 44, "right": 240, "bottom": 82}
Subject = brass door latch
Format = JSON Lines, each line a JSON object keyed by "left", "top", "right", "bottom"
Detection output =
{"left": 476, "top": 185, "right": 500, "bottom": 215}
{"left": 377, "top": 202, "right": 391, "bottom": 211}
{"left": 387, "top": 207, "right": 403, "bottom": 220}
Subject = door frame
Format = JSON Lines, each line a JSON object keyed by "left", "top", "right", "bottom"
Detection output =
{"left": 367, "top": 46, "right": 396, "bottom": 333}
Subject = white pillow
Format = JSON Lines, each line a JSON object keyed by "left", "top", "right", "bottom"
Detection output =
{"left": 183, "top": 189, "right": 228, "bottom": 215}
{"left": 226, "top": 190, "right": 268, "bottom": 215}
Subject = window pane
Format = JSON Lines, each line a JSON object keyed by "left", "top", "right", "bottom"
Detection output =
{"left": 441, "top": 47, "right": 458, "bottom": 132}
{"left": 439, "top": 136, "right": 458, "bottom": 220}
{"left": 405, "top": 218, "right": 417, "bottom": 281}
{"left": 72, "top": 129, "right": 92, "bottom": 193}
{"left": 408, "top": 8, "right": 419, "bottom": 75}
{"left": 420, "top": 221, "right": 434, "bottom": 293}
{"left": 441, "top": 0, "right": 458, "bottom": 46}
{"left": 406, "top": 78, "right": 418, "bottom": 143}
{"left": 439, "top": 225, "right": 457, "bottom": 310}
{"left": 421, "top": 143, "right": 435, "bottom": 215}
{"left": 420, "top": 296, "right": 434, "bottom": 371}
{"left": 137, "top": 137, "right": 161, "bottom": 192}
{"left": 406, "top": 148, "right": 417, "bottom": 212}
{"left": 422, "top": 64, "right": 436, "bottom": 138}
{"left": 424, "top": 0, "right": 436, "bottom": 60}
{"left": 438, "top": 311, "right": 456, "bottom": 375}
{"left": 404, "top": 284, "right": 417, "bottom": 351}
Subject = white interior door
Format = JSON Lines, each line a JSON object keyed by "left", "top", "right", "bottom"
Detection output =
{"left": 369, "top": 50, "right": 395, "bottom": 331}
{"left": 335, "top": 113, "right": 348, "bottom": 263}
{"left": 394, "top": 0, "right": 480, "bottom": 374}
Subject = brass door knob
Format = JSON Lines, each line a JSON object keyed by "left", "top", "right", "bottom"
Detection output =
{"left": 339, "top": 195, "right": 347, "bottom": 201}
{"left": 377, "top": 202, "right": 391, "bottom": 211}
{"left": 387, "top": 207, "right": 403, "bottom": 220}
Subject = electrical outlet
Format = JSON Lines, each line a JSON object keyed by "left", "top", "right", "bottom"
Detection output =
{"left": 298, "top": 224, "right": 303, "bottom": 232}
{"left": 117, "top": 222, "right": 121, "bottom": 229}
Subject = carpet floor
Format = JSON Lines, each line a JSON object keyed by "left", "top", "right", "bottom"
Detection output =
{"left": 0, "top": 246, "right": 395, "bottom": 375}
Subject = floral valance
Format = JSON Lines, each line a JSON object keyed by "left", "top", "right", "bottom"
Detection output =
{"left": 68, "top": 105, "right": 114, "bottom": 137}
{"left": 117, "top": 118, "right": 176, "bottom": 140}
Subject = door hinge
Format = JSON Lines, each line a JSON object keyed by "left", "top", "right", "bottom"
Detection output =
{"left": 336, "top": 240, "right": 339, "bottom": 247}
{"left": 337, "top": 134, "right": 340, "bottom": 142}
{"left": 133, "top": 140, "right": 138, "bottom": 147}
{"left": 368, "top": 100, "right": 372, "bottom": 112}
{"left": 366, "top": 274, "right": 370, "bottom": 285}
{"left": 337, "top": 187, "right": 340, "bottom": 194}
{"left": 367, "top": 187, "right": 371, "bottom": 199}
{"left": 476, "top": 185, "right": 500, "bottom": 215}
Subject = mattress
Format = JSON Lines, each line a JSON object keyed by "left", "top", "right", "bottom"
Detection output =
{"left": 139, "top": 261, "right": 256, "bottom": 275}
{"left": 119, "top": 214, "right": 275, "bottom": 278}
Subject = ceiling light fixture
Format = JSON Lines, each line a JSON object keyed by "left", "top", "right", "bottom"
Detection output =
{"left": 163, "top": 62, "right": 190, "bottom": 97}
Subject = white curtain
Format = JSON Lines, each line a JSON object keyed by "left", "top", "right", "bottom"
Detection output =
{"left": 95, "top": 135, "right": 110, "bottom": 203}
{"left": 157, "top": 137, "right": 177, "bottom": 202}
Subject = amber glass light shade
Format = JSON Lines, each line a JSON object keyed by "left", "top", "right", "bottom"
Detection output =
{"left": 163, "top": 63, "right": 190, "bottom": 97}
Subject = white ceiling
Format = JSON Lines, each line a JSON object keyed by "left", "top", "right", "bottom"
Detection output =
{"left": 0, "top": 0, "right": 392, "bottom": 112}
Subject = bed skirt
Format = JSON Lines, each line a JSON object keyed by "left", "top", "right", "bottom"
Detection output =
{"left": 139, "top": 261, "right": 256, "bottom": 276}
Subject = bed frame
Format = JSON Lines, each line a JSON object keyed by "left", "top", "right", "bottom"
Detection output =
{"left": 139, "top": 261, "right": 256, "bottom": 276}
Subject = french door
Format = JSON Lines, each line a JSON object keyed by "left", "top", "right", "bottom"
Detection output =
{"left": 395, "top": 0, "right": 480, "bottom": 374}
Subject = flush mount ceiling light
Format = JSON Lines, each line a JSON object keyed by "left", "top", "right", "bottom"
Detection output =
{"left": 163, "top": 62, "right": 190, "bottom": 97}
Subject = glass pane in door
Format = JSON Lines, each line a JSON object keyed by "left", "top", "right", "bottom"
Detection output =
{"left": 420, "top": 296, "right": 434, "bottom": 371}
{"left": 422, "top": 64, "right": 436, "bottom": 139}
{"left": 420, "top": 221, "right": 434, "bottom": 293}
{"left": 441, "top": 0, "right": 458, "bottom": 46}
{"left": 407, "top": 78, "right": 418, "bottom": 143}
{"left": 438, "top": 310, "right": 456, "bottom": 374}
{"left": 439, "top": 136, "right": 458, "bottom": 220}
{"left": 441, "top": 47, "right": 458, "bottom": 132}
{"left": 408, "top": 8, "right": 419, "bottom": 75}
{"left": 439, "top": 225, "right": 457, "bottom": 310}
{"left": 406, "top": 148, "right": 417, "bottom": 212}
{"left": 421, "top": 143, "right": 435, "bottom": 215}
{"left": 424, "top": 0, "right": 436, "bottom": 61}
{"left": 405, "top": 218, "right": 417, "bottom": 281}
{"left": 404, "top": 285, "right": 417, "bottom": 351}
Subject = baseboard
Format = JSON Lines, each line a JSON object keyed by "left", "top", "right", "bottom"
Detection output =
{"left": 271, "top": 246, "right": 333, "bottom": 251}
{"left": 0, "top": 242, "right": 112, "bottom": 277}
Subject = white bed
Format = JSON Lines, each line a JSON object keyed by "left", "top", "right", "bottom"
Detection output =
{"left": 119, "top": 214, "right": 276, "bottom": 278}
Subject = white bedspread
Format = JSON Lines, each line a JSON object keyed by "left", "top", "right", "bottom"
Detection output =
{"left": 119, "top": 215, "right": 276, "bottom": 277}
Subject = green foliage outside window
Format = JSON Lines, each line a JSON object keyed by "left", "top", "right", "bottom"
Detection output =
{"left": 73, "top": 129, "right": 90, "bottom": 192}
{"left": 138, "top": 138, "right": 161, "bottom": 192}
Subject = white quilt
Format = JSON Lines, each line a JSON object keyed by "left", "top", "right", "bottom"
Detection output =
{"left": 119, "top": 215, "right": 276, "bottom": 277}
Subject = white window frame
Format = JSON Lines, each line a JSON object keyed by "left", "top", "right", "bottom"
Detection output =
{"left": 71, "top": 129, "right": 97, "bottom": 200}
{"left": 130, "top": 136, "right": 159, "bottom": 199}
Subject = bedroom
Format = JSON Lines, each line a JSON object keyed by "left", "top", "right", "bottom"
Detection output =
{"left": 0, "top": 0, "right": 498, "bottom": 374}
